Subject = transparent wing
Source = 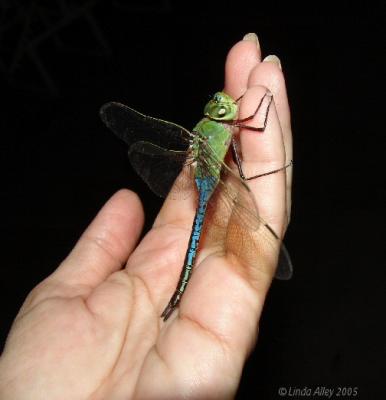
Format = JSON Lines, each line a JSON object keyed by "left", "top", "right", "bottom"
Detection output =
{"left": 100, "top": 101, "right": 195, "bottom": 197}
{"left": 100, "top": 102, "right": 192, "bottom": 150}
{"left": 199, "top": 143, "right": 293, "bottom": 280}
{"left": 276, "top": 242, "right": 293, "bottom": 280}
{"left": 129, "top": 141, "right": 195, "bottom": 198}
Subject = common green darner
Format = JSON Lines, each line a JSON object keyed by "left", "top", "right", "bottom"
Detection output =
{"left": 100, "top": 91, "right": 293, "bottom": 321}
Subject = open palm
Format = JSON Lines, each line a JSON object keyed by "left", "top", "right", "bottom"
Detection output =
{"left": 0, "top": 34, "right": 293, "bottom": 400}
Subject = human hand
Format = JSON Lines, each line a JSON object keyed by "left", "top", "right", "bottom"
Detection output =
{"left": 0, "top": 33, "right": 292, "bottom": 400}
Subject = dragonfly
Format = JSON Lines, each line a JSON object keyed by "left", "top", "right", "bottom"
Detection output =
{"left": 100, "top": 91, "right": 293, "bottom": 321}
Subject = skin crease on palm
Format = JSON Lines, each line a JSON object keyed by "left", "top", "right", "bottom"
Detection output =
{"left": 0, "top": 34, "right": 293, "bottom": 400}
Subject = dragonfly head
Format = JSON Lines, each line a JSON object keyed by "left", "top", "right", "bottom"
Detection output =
{"left": 204, "top": 92, "right": 237, "bottom": 121}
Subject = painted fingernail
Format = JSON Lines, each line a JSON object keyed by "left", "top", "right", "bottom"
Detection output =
{"left": 263, "top": 54, "right": 282, "bottom": 70}
{"left": 243, "top": 32, "right": 260, "bottom": 47}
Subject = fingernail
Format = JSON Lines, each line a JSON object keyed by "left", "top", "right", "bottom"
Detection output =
{"left": 263, "top": 54, "right": 282, "bottom": 70}
{"left": 243, "top": 32, "right": 259, "bottom": 47}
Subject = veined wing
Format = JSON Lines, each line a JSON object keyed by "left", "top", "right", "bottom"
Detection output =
{"left": 100, "top": 102, "right": 193, "bottom": 151}
{"left": 100, "top": 102, "right": 195, "bottom": 198}
{"left": 128, "top": 141, "right": 195, "bottom": 198}
{"left": 198, "top": 142, "right": 293, "bottom": 280}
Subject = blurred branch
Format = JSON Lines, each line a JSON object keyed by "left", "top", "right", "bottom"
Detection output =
{"left": 0, "top": 0, "right": 111, "bottom": 96}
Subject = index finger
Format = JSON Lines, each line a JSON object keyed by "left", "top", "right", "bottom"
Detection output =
{"left": 156, "top": 34, "right": 262, "bottom": 230}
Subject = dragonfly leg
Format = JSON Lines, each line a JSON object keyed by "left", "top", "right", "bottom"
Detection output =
{"left": 234, "top": 93, "right": 244, "bottom": 103}
{"left": 232, "top": 91, "right": 273, "bottom": 132}
{"left": 161, "top": 290, "right": 182, "bottom": 321}
{"left": 231, "top": 138, "right": 293, "bottom": 181}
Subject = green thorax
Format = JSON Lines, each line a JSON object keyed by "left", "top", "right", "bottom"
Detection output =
{"left": 192, "top": 92, "right": 238, "bottom": 179}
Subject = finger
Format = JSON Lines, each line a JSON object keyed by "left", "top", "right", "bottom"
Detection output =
{"left": 155, "top": 33, "right": 262, "bottom": 230}
{"left": 238, "top": 85, "right": 287, "bottom": 236}
{"left": 49, "top": 190, "right": 144, "bottom": 295}
{"left": 248, "top": 56, "right": 293, "bottom": 223}
{"left": 224, "top": 32, "right": 261, "bottom": 99}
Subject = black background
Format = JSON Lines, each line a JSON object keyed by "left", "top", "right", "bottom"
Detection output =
{"left": 0, "top": 2, "right": 384, "bottom": 399}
